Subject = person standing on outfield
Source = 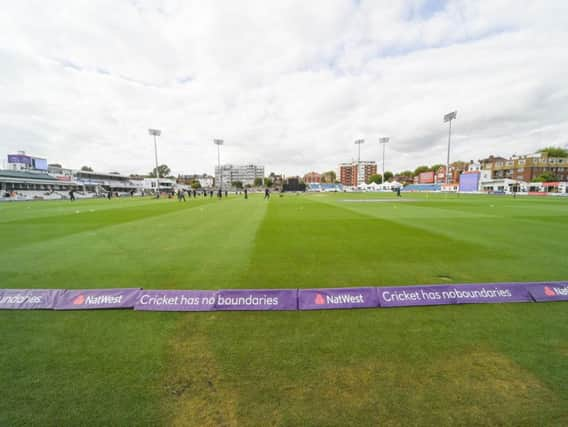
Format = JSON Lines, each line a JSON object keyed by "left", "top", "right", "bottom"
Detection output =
{"left": 244, "top": 188, "right": 248, "bottom": 199}
{"left": 69, "top": 189, "right": 75, "bottom": 201}
{"left": 264, "top": 188, "right": 270, "bottom": 200}
{"left": 107, "top": 190, "right": 112, "bottom": 200}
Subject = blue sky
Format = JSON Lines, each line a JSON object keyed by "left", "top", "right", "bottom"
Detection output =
{"left": 0, "top": 0, "right": 567, "bottom": 176}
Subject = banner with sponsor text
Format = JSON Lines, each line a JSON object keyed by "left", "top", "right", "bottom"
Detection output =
{"left": 1, "top": 282, "right": 567, "bottom": 311}
{"left": 0, "top": 289, "right": 60, "bottom": 310}
{"left": 134, "top": 289, "right": 297, "bottom": 311}
{"left": 527, "top": 283, "right": 568, "bottom": 302}
{"left": 299, "top": 287, "right": 378, "bottom": 310}
{"left": 377, "top": 283, "right": 532, "bottom": 308}
{"left": 54, "top": 288, "right": 141, "bottom": 310}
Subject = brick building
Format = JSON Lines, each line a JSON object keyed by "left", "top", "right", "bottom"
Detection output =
{"left": 339, "top": 161, "right": 377, "bottom": 186}
{"left": 303, "top": 171, "right": 321, "bottom": 183}
{"left": 481, "top": 152, "right": 568, "bottom": 181}
{"left": 434, "top": 162, "right": 468, "bottom": 184}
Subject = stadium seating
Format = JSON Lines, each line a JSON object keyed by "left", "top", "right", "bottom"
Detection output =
{"left": 307, "top": 183, "right": 343, "bottom": 192}
{"left": 402, "top": 184, "right": 442, "bottom": 192}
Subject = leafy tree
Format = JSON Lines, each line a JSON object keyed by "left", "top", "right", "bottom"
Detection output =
{"left": 264, "top": 178, "right": 273, "bottom": 187}
{"left": 451, "top": 161, "right": 468, "bottom": 171}
{"left": 532, "top": 171, "right": 558, "bottom": 182}
{"left": 538, "top": 147, "right": 568, "bottom": 158}
{"left": 254, "top": 177, "right": 263, "bottom": 187}
{"left": 414, "top": 165, "right": 430, "bottom": 176}
{"left": 191, "top": 181, "right": 201, "bottom": 189}
{"left": 430, "top": 164, "right": 445, "bottom": 172}
{"left": 148, "top": 164, "right": 171, "bottom": 178}
{"left": 321, "top": 170, "right": 336, "bottom": 183}
{"left": 81, "top": 166, "right": 93, "bottom": 172}
{"left": 383, "top": 171, "right": 394, "bottom": 182}
{"left": 399, "top": 170, "right": 414, "bottom": 177}
{"left": 369, "top": 174, "right": 382, "bottom": 184}
{"left": 232, "top": 181, "right": 243, "bottom": 189}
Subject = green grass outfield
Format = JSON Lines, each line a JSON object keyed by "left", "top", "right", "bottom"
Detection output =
{"left": 1, "top": 192, "right": 567, "bottom": 426}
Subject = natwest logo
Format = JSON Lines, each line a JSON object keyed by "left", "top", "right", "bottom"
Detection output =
{"left": 73, "top": 295, "right": 86, "bottom": 305}
{"left": 313, "top": 293, "right": 365, "bottom": 305}
{"left": 546, "top": 285, "right": 568, "bottom": 296}
{"left": 72, "top": 294, "right": 123, "bottom": 305}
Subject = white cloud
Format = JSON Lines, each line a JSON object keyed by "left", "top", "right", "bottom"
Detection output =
{"left": 0, "top": 0, "right": 567, "bottom": 176}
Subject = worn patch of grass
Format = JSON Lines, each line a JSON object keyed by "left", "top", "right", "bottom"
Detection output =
{"left": 162, "top": 316, "right": 239, "bottom": 427}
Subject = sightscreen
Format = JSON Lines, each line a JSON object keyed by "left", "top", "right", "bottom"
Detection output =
{"left": 33, "top": 158, "right": 48, "bottom": 170}
{"left": 459, "top": 173, "right": 479, "bottom": 192}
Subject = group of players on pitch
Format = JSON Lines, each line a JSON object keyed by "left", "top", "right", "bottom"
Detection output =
{"left": 174, "top": 187, "right": 271, "bottom": 202}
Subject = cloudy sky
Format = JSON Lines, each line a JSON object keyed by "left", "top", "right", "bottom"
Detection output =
{"left": 1, "top": 0, "right": 567, "bottom": 176}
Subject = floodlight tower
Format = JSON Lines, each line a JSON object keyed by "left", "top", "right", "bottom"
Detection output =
{"left": 379, "top": 137, "right": 390, "bottom": 182}
{"left": 354, "top": 139, "right": 365, "bottom": 187}
{"left": 213, "top": 139, "right": 224, "bottom": 190}
{"left": 148, "top": 128, "right": 161, "bottom": 197}
{"left": 354, "top": 139, "right": 364, "bottom": 164}
{"left": 443, "top": 111, "right": 457, "bottom": 184}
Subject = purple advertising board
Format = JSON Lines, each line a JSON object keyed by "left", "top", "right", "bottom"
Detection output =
{"left": 377, "top": 283, "right": 532, "bottom": 308}
{"left": 459, "top": 173, "right": 480, "bottom": 192}
{"left": 299, "top": 287, "right": 378, "bottom": 310}
{"left": 55, "top": 288, "right": 141, "bottom": 310}
{"left": 0, "top": 289, "right": 60, "bottom": 310}
{"left": 7, "top": 154, "right": 32, "bottom": 165}
{"left": 135, "top": 290, "right": 217, "bottom": 311}
{"left": 527, "top": 282, "right": 568, "bottom": 302}
{"left": 215, "top": 289, "right": 298, "bottom": 311}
